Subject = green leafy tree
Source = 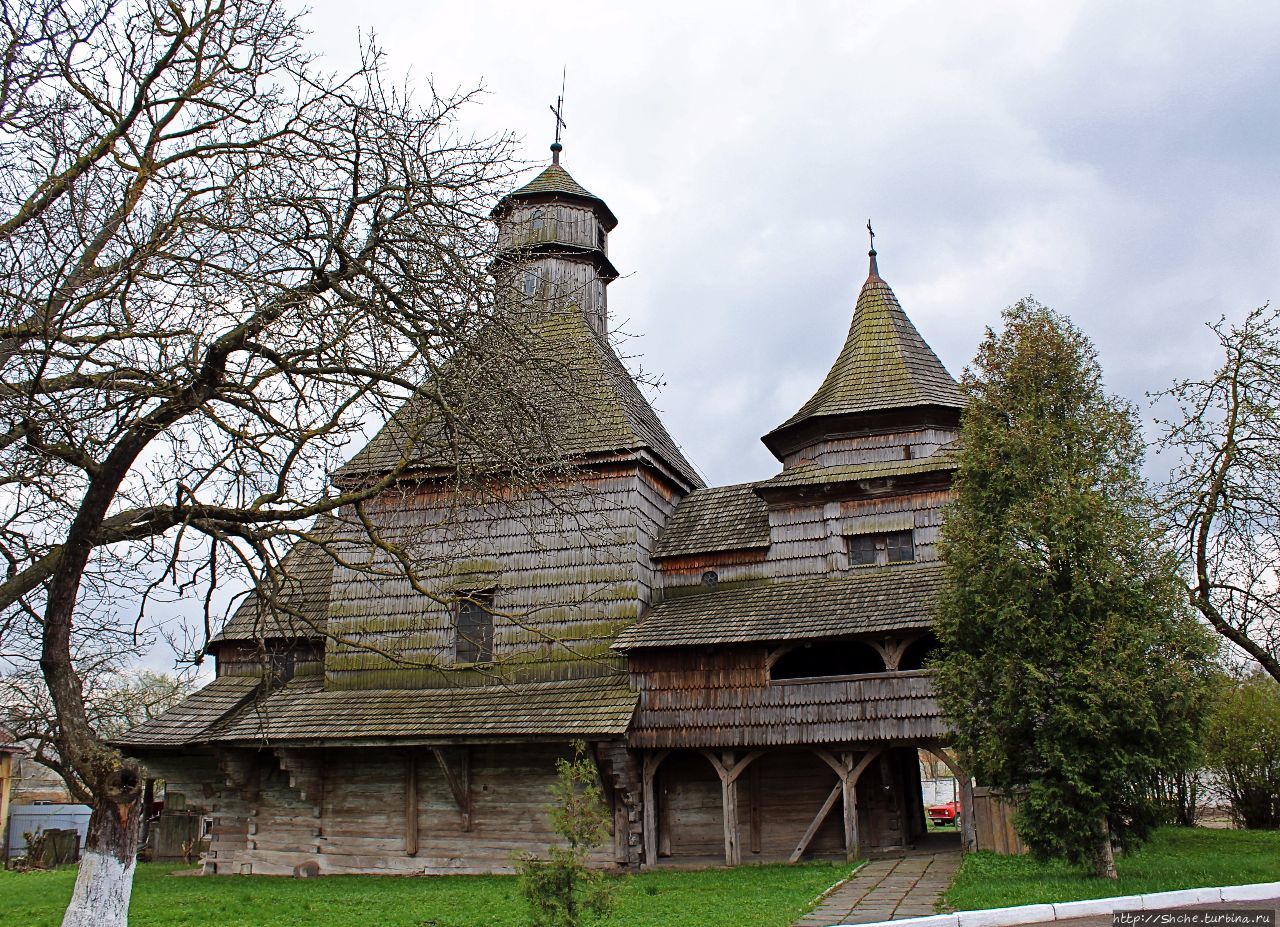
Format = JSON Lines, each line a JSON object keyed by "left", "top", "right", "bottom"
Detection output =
{"left": 516, "top": 741, "right": 615, "bottom": 927}
{"left": 935, "top": 299, "right": 1216, "bottom": 878}
{"left": 1203, "top": 672, "right": 1280, "bottom": 829}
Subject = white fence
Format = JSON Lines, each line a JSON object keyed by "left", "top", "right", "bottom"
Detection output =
{"left": 6, "top": 803, "right": 92, "bottom": 859}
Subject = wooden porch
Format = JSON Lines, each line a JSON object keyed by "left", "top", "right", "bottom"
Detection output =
{"left": 638, "top": 743, "right": 975, "bottom": 868}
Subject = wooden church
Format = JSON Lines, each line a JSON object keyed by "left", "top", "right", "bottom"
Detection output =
{"left": 118, "top": 140, "right": 978, "bottom": 875}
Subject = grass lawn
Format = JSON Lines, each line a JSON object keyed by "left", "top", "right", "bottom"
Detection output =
{"left": 944, "top": 826, "right": 1280, "bottom": 911}
{"left": 0, "top": 859, "right": 856, "bottom": 927}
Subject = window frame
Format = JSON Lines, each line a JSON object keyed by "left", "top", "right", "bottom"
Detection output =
{"left": 453, "top": 589, "right": 495, "bottom": 665}
{"left": 846, "top": 529, "right": 916, "bottom": 568}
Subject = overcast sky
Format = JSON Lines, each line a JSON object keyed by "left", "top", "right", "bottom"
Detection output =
{"left": 295, "top": 0, "right": 1280, "bottom": 488}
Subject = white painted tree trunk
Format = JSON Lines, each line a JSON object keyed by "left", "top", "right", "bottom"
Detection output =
{"left": 62, "top": 848, "right": 136, "bottom": 927}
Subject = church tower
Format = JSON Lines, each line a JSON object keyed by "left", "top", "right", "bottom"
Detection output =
{"left": 491, "top": 141, "right": 619, "bottom": 337}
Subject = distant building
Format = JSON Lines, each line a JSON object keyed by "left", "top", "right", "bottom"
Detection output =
{"left": 119, "top": 142, "right": 976, "bottom": 874}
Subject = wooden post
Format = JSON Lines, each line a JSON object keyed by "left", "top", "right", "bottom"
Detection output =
{"left": 722, "top": 761, "right": 740, "bottom": 867}
{"left": 958, "top": 771, "right": 977, "bottom": 853}
{"left": 701, "top": 750, "right": 763, "bottom": 867}
{"left": 841, "top": 752, "right": 857, "bottom": 862}
{"left": 922, "top": 744, "right": 977, "bottom": 853}
{"left": 748, "top": 763, "right": 762, "bottom": 856}
{"left": 816, "top": 747, "right": 882, "bottom": 862}
{"left": 641, "top": 751, "right": 668, "bottom": 867}
{"left": 404, "top": 752, "right": 418, "bottom": 857}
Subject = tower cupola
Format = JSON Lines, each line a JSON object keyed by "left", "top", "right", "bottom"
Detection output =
{"left": 762, "top": 242, "right": 963, "bottom": 464}
{"left": 492, "top": 142, "right": 618, "bottom": 337}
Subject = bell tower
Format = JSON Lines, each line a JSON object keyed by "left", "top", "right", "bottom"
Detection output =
{"left": 491, "top": 139, "right": 619, "bottom": 338}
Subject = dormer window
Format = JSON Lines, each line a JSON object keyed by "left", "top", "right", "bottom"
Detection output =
{"left": 848, "top": 529, "right": 915, "bottom": 567}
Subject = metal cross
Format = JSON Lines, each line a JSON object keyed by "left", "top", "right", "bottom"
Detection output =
{"left": 867, "top": 219, "right": 876, "bottom": 252}
{"left": 549, "top": 69, "right": 567, "bottom": 145}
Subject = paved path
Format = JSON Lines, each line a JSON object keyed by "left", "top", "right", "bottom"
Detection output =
{"left": 796, "top": 853, "right": 961, "bottom": 927}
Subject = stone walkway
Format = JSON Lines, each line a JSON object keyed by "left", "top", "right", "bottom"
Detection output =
{"left": 796, "top": 853, "right": 961, "bottom": 927}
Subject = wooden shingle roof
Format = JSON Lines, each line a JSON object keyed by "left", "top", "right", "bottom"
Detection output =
{"left": 212, "top": 522, "right": 336, "bottom": 644}
{"left": 497, "top": 163, "right": 618, "bottom": 229}
{"left": 764, "top": 271, "right": 962, "bottom": 457}
{"left": 652, "top": 482, "right": 770, "bottom": 559}
{"left": 614, "top": 562, "right": 943, "bottom": 649}
{"left": 757, "top": 453, "right": 957, "bottom": 492}
{"left": 207, "top": 675, "right": 638, "bottom": 745}
{"left": 112, "top": 675, "right": 260, "bottom": 748}
{"left": 336, "top": 311, "right": 702, "bottom": 491}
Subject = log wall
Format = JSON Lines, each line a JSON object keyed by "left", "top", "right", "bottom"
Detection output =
{"left": 142, "top": 744, "right": 622, "bottom": 876}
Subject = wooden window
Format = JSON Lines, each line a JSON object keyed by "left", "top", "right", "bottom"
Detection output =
{"left": 848, "top": 533, "right": 879, "bottom": 566}
{"left": 885, "top": 530, "right": 915, "bottom": 563}
{"left": 523, "top": 271, "right": 538, "bottom": 297}
{"left": 847, "top": 530, "right": 915, "bottom": 567}
{"left": 531, "top": 215, "right": 545, "bottom": 231}
{"left": 454, "top": 591, "right": 494, "bottom": 664}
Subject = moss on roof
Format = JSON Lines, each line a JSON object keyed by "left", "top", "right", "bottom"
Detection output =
{"left": 653, "top": 482, "right": 770, "bottom": 558}
{"left": 614, "top": 562, "right": 942, "bottom": 649}
{"left": 766, "top": 273, "right": 962, "bottom": 452}
{"left": 498, "top": 163, "right": 618, "bottom": 229}
{"left": 212, "top": 519, "right": 336, "bottom": 644}
{"left": 337, "top": 309, "right": 702, "bottom": 491}
{"left": 113, "top": 676, "right": 261, "bottom": 748}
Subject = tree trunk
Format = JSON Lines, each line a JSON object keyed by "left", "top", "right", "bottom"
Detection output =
{"left": 1094, "top": 819, "right": 1118, "bottom": 880}
{"left": 62, "top": 763, "right": 144, "bottom": 927}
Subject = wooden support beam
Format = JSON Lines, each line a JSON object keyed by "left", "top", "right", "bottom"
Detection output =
{"left": 641, "top": 750, "right": 669, "bottom": 867}
{"left": 432, "top": 746, "right": 472, "bottom": 832}
{"left": 841, "top": 752, "right": 857, "bottom": 862}
{"left": 812, "top": 747, "right": 882, "bottom": 862}
{"left": 404, "top": 752, "right": 418, "bottom": 857}
{"left": 700, "top": 749, "right": 763, "bottom": 867}
{"left": 790, "top": 780, "right": 842, "bottom": 863}
{"left": 723, "top": 765, "right": 740, "bottom": 866}
{"left": 748, "top": 763, "right": 762, "bottom": 856}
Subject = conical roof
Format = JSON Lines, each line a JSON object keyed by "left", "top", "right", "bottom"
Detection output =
{"left": 497, "top": 162, "right": 618, "bottom": 230}
{"left": 764, "top": 263, "right": 962, "bottom": 458}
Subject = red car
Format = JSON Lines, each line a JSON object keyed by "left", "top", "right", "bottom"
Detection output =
{"left": 927, "top": 800, "right": 960, "bottom": 827}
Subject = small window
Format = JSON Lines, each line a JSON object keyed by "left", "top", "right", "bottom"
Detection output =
{"left": 523, "top": 272, "right": 538, "bottom": 297}
{"left": 531, "top": 215, "right": 545, "bottom": 231}
{"left": 885, "top": 530, "right": 915, "bottom": 563}
{"left": 849, "top": 533, "right": 879, "bottom": 566}
{"left": 847, "top": 530, "right": 915, "bottom": 567}
{"left": 454, "top": 591, "right": 494, "bottom": 664}
{"left": 596, "top": 227, "right": 606, "bottom": 249}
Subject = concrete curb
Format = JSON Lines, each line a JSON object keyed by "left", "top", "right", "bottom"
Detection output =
{"left": 830, "top": 881, "right": 1280, "bottom": 927}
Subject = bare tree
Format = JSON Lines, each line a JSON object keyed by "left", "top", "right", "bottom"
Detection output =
{"left": 1157, "top": 303, "right": 1280, "bottom": 683}
{"left": 0, "top": 1, "right": 584, "bottom": 922}
{"left": 2, "top": 667, "right": 199, "bottom": 800}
